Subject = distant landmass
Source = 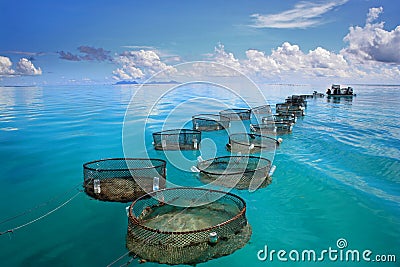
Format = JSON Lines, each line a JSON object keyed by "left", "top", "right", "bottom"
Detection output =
{"left": 114, "top": 80, "right": 180, "bottom": 85}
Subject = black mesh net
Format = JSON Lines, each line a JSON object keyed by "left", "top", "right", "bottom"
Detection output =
{"left": 83, "top": 158, "right": 166, "bottom": 202}
{"left": 251, "top": 105, "right": 273, "bottom": 124}
{"left": 192, "top": 114, "right": 230, "bottom": 131}
{"left": 227, "top": 133, "right": 279, "bottom": 154}
{"left": 197, "top": 155, "right": 272, "bottom": 189}
{"left": 220, "top": 108, "right": 251, "bottom": 121}
{"left": 152, "top": 129, "right": 201, "bottom": 150}
{"left": 126, "top": 188, "right": 251, "bottom": 265}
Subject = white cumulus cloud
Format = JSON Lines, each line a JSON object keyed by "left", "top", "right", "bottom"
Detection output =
{"left": 210, "top": 42, "right": 352, "bottom": 79}
{"left": 16, "top": 58, "right": 42, "bottom": 75}
{"left": 250, "top": 0, "right": 348, "bottom": 29}
{"left": 0, "top": 56, "right": 42, "bottom": 76}
{"left": 213, "top": 43, "right": 241, "bottom": 70}
{"left": 342, "top": 6, "right": 400, "bottom": 64}
{"left": 113, "top": 50, "right": 177, "bottom": 80}
{"left": 0, "top": 56, "right": 16, "bottom": 76}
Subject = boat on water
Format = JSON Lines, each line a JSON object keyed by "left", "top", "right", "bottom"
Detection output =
{"left": 326, "top": 84, "right": 356, "bottom": 97}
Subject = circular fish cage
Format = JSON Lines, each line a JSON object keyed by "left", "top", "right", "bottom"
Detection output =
{"left": 273, "top": 121, "right": 294, "bottom": 133}
{"left": 226, "top": 133, "right": 280, "bottom": 154}
{"left": 219, "top": 108, "right": 251, "bottom": 121}
{"left": 251, "top": 104, "right": 272, "bottom": 114}
{"left": 83, "top": 158, "right": 166, "bottom": 202}
{"left": 152, "top": 129, "right": 201, "bottom": 150}
{"left": 251, "top": 105, "right": 273, "bottom": 124}
{"left": 276, "top": 103, "right": 305, "bottom": 116}
{"left": 126, "top": 187, "right": 252, "bottom": 265}
{"left": 250, "top": 122, "right": 293, "bottom": 134}
{"left": 192, "top": 114, "right": 230, "bottom": 131}
{"left": 250, "top": 123, "right": 277, "bottom": 134}
{"left": 262, "top": 114, "right": 297, "bottom": 124}
{"left": 285, "top": 95, "right": 307, "bottom": 108}
{"left": 197, "top": 155, "right": 272, "bottom": 189}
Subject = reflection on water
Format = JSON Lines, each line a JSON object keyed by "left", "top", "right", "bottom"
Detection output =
{"left": 0, "top": 84, "right": 399, "bottom": 266}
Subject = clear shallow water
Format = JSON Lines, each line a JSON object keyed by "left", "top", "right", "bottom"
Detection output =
{"left": 0, "top": 84, "right": 399, "bottom": 266}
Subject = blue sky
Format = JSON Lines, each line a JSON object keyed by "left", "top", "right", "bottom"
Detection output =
{"left": 0, "top": 0, "right": 399, "bottom": 85}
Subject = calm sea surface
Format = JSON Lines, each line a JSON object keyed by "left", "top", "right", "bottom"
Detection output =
{"left": 0, "top": 84, "right": 399, "bottom": 266}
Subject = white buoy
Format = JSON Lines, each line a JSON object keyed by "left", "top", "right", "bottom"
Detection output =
{"left": 125, "top": 206, "right": 130, "bottom": 217}
{"left": 93, "top": 179, "right": 101, "bottom": 194}
{"left": 193, "top": 139, "right": 198, "bottom": 149}
{"left": 152, "top": 177, "right": 160, "bottom": 191}
{"left": 209, "top": 232, "right": 219, "bottom": 244}
{"left": 249, "top": 143, "right": 255, "bottom": 150}
{"left": 268, "top": 165, "right": 276, "bottom": 177}
{"left": 277, "top": 138, "right": 283, "bottom": 144}
{"left": 191, "top": 166, "right": 200, "bottom": 173}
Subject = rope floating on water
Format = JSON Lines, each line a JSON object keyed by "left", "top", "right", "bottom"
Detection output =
{"left": 0, "top": 190, "right": 81, "bottom": 236}
{"left": 0, "top": 183, "right": 82, "bottom": 226}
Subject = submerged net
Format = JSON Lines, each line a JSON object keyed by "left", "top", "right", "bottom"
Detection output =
{"left": 152, "top": 129, "right": 201, "bottom": 150}
{"left": 126, "top": 188, "right": 251, "bottom": 265}
{"left": 220, "top": 108, "right": 251, "bottom": 121}
{"left": 192, "top": 114, "right": 230, "bottom": 131}
{"left": 197, "top": 155, "right": 272, "bottom": 189}
{"left": 227, "top": 133, "right": 279, "bottom": 154}
{"left": 83, "top": 158, "right": 166, "bottom": 202}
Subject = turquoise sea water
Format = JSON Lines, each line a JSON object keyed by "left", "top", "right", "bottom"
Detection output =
{"left": 0, "top": 84, "right": 399, "bottom": 266}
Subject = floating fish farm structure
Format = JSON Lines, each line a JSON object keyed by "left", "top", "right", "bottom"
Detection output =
{"left": 83, "top": 158, "right": 166, "bottom": 202}
{"left": 196, "top": 155, "right": 272, "bottom": 190}
{"left": 226, "top": 133, "right": 281, "bottom": 154}
{"left": 152, "top": 129, "right": 201, "bottom": 150}
{"left": 126, "top": 188, "right": 252, "bottom": 265}
{"left": 220, "top": 108, "right": 251, "bottom": 121}
{"left": 192, "top": 114, "right": 230, "bottom": 131}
